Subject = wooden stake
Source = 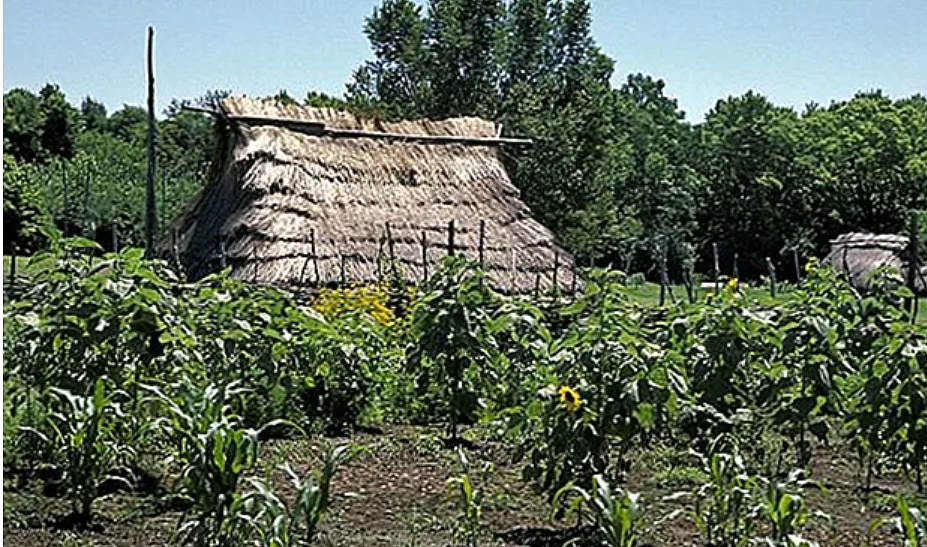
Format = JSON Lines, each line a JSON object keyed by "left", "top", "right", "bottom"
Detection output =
{"left": 766, "top": 257, "right": 777, "bottom": 298}
{"left": 448, "top": 220, "right": 456, "bottom": 256}
{"left": 386, "top": 222, "right": 397, "bottom": 278}
{"left": 534, "top": 271, "right": 541, "bottom": 300}
{"left": 9, "top": 239, "right": 17, "bottom": 292}
{"left": 793, "top": 249, "right": 801, "bottom": 283}
{"left": 340, "top": 253, "right": 346, "bottom": 286}
{"left": 478, "top": 220, "right": 486, "bottom": 267}
{"left": 552, "top": 252, "right": 560, "bottom": 296}
{"left": 908, "top": 212, "right": 919, "bottom": 323}
{"left": 219, "top": 239, "right": 227, "bottom": 270}
{"left": 421, "top": 230, "right": 428, "bottom": 282}
{"left": 732, "top": 252, "right": 740, "bottom": 280}
{"left": 311, "top": 228, "right": 320, "bottom": 283}
{"left": 62, "top": 160, "right": 70, "bottom": 237}
{"left": 145, "top": 26, "right": 157, "bottom": 259}
{"left": 570, "top": 261, "right": 577, "bottom": 300}
{"left": 171, "top": 228, "right": 179, "bottom": 269}
{"left": 712, "top": 242, "right": 720, "bottom": 292}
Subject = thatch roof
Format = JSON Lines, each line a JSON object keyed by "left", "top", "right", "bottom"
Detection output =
{"left": 164, "top": 96, "right": 577, "bottom": 293}
{"left": 824, "top": 232, "right": 926, "bottom": 293}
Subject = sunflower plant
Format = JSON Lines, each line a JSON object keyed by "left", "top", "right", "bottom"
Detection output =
{"left": 505, "top": 271, "right": 681, "bottom": 503}
{"left": 406, "top": 257, "right": 500, "bottom": 441}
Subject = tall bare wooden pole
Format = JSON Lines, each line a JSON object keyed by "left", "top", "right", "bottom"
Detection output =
{"left": 145, "top": 26, "right": 157, "bottom": 258}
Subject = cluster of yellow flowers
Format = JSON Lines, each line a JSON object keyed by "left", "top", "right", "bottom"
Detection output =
{"left": 311, "top": 284, "right": 397, "bottom": 326}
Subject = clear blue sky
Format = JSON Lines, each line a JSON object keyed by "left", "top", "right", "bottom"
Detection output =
{"left": 4, "top": 0, "right": 926, "bottom": 121}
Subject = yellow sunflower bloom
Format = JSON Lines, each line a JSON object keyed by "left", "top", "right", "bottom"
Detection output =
{"left": 558, "top": 386, "right": 581, "bottom": 413}
{"left": 726, "top": 277, "right": 739, "bottom": 291}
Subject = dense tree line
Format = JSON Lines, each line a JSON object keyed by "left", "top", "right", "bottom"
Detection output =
{"left": 347, "top": 0, "right": 927, "bottom": 279}
{"left": 4, "top": 0, "right": 926, "bottom": 280}
{"left": 3, "top": 85, "right": 222, "bottom": 254}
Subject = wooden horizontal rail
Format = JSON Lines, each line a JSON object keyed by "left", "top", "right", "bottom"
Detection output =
{"left": 181, "top": 106, "right": 532, "bottom": 146}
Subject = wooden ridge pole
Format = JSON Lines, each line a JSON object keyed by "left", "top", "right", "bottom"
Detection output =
{"left": 145, "top": 26, "right": 157, "bottom": 259}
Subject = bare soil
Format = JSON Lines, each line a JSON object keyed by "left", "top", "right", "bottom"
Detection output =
{"left": 3, "top": 425, "right": 921, "bottom": 546}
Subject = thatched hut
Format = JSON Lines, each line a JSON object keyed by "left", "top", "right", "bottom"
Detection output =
{"left": 164, "top": 96, "right": 576, "bottom": 293}
{"left": 824, "top": 232, "right": 926, "bottom": 293}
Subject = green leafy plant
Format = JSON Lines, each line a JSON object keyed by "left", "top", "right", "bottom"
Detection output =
{"left": 868, "top": 495, "right": 927, "bottom": 547}
{"left": 685, "top": 447, "right": 757, "bottom": 547}
{"left": 407, "top": 256, "right": 500, "bottom": 440}
{"left": 148, "top": 380, "right": 261, "bottom": 547}
{"left": 753, "top": 470, "right": 826, "bottom": 547}
{"left": 24, "top": 377, "right": 135, "bottom": 519}
{"left": 554, "top": 474, "right": 641, "bottom": 547}
{"left": 243, "top": 444, "right": 365, "bottom": 546}
{"left": 446, "top": 449, "right": 487, "bottom": 547}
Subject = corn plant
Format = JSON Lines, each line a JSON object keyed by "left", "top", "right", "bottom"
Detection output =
{"left": 146, "top": 380, "right": 261, "bottom": 547}
{"left": 446, "top": 449, "right": 486, "bottom": 547}
{"left": 686, "top": 448, "right": 758, "bottom": 547}
{"left": 553, "top": 474, "right": 641, "bottom": 547}
{"left": 752, "top": 470, "right": 826, "bottom": 547}
{"left": 868, "top": 495, "right": 927, "bottom": 547}
{"left": 24, "top": 377, "right": 135, "bottom": 520}
{"left": 243, "top": 444, "right": 364, "bottom": 546}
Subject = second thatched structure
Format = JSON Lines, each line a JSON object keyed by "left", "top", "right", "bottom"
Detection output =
{"left": 165, "top": 97, "right": 576, "bottom": 293}
{"left": 824, "top": 232, "right": 926, "bottom": 294}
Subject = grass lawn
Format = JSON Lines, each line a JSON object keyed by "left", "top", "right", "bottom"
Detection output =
{"left": 624, "top": 280, "right": 927, "bottom": 324}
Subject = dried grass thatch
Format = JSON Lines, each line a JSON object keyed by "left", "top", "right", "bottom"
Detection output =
{"left": 824, "top": 232, "right": 926, "bottom": 293}
{"left": 165, "top": 96, "right": 577, "bottom": 293}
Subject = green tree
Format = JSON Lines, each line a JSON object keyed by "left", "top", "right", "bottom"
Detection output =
{"left": 693, "top": 91, "right": 802, "bottom": 277}
{"left": 4, "top": 88, "right": 46, "bottom": 163}
{"left": 346, "top": 0, "right": 432, "bottom": 118}
{"left": 38, "top": 84, "right": 79, "bottom": 160}
{"left": 80, "top": 97, "right": 108, "bottom": 134}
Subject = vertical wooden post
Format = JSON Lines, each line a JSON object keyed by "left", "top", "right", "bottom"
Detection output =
{"left": 171, "top": 228, "right": 179, "bottom": 269}
{"left": 712, "top": 242, "right": 720, "bottom": 292}
{"left": 534, "top": 271, "right": 541, "bottom": 300}
{"left": 478, "top": 220, "right": 486, "bottom": 267}
{"left": 732, "top": 252, "right": 740, "bottom": 280}
{"left": 510, "top": 248, "right": 517, "bottom": 293}
{"left": 908, "top": 212, "right": 920, "bottom": 323}
{"left": 792, "top": 249, "right": 801, "bottom": 283}
{"left": 219, "top": 239, "right": 227, "bottom": 270}
{"left": 659, "top": 243, "right": 668, "bottom": 307}
{"left": 62, "top": 160, "right": 70, "bottom": 237}
{"left": 9, "top": 239, "right": 17, "bottom": 293}
{"left": 113, "top": 227, "right": 119, "bottom": 253}
{"left": 145, "top": 26, "right": 157, "bottom": 258}
{"left": 385, "top": 222, "right": 397, "bottom": 278}
{"left": 766, "top": 257, "right": 777, "bottom": 298}
{"left": 311, "top": 228, "right": 320, "bottom": 283}
{"left": 552, "top": 251, "right": 560, "bottom": 296}
{"left": 448, "top": 220, "right": 456, "bottom": 256}
{"left": 340, "top": 253, "right": 346, "bottom": 286}
{"left": 421, "top": 230, "right": 428, "bottom": 282}
{"left": 376, "top": 234, "right": 383, "bottom": 280}
{"left": 570, "top": 261, "right": 578, "bottom": 300}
